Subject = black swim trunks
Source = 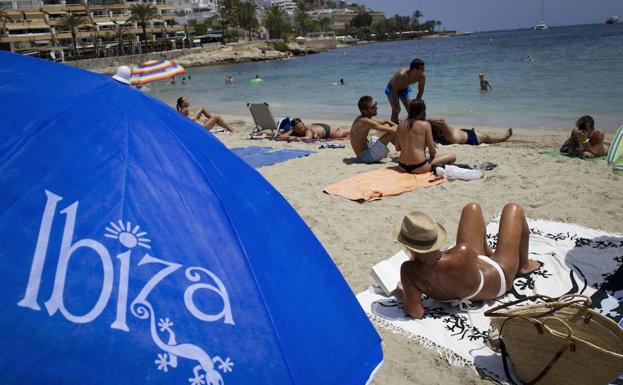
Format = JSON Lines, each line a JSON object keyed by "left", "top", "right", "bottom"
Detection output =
{"left": 461, "top": 128, "right": 480, "bottom": 145}
{"left": 314, "top": 123, "right": 331, "bottom": 139}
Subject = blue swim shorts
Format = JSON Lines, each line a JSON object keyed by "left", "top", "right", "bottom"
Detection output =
{"left": 385, "top": 83, "right": 414, "bottom": 106}
{"left": 355, "top": 139, "right": 389, "bottom": 164}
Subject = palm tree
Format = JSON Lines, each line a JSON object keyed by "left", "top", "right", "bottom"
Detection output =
{"left": 262, "top": 4, "right": 289, "bottom": 39}
{"left": 219, "top": 0, "right": 241, "bottom": 29}
{"left": 435, "top": 20, "right": 442, "bottom": 32}
{"left": 113, "top": 20, "right": 129, "bottom": 55}
{"left": 238, "top": 1, "right": 258, "bottom": 40}
{"left": 318, "top": 17, "right": 331, "bottom": 32}
{"left": 294, "top": 2, "right": 311, "bottom": 36}
{"left": 0, "top": 8, "right": 14, "bottom": 37}
{"left": 128, "top": 3, "right": 159, "bottom": 50}
{"left": 411, "top": 10, "right": 422, "bottom": 28}
{"left": 57, "top": 14, "right": 87, "bottom": 57}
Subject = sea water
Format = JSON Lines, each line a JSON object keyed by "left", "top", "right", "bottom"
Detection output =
{"left": 148, "top": 23, "right": 623, "bottom": 131}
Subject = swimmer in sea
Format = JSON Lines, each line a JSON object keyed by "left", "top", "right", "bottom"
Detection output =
{"left": 479, "top": 72, "right": 493, "bottom": 91}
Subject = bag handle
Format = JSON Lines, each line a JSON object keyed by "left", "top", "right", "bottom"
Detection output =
{"left": 498, "top": 316, "right": 576, "bottom": 385}
{"left": 485, "top": 294, "right": 591, "bottom": 319}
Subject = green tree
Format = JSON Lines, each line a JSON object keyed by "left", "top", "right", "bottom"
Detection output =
{"left": 219, "top": 0, "right": 241, "bottom": 29}
{"left": 0, "top": 8, "right": 13, "bottom": 36}
{"left": 238, "top": 0, "right": 258, "bottom": 40}
{"left": 435, "top": 20, "right": 442, "bottom": 32}
{"left": 262, "top": 4, "right": 289, "bottom": 39}
{"left": 318, "top": 16, "right": 332, "bottom": 32}
{"left": 57, "top": 14, "right": 87, "bottom": 57}
{"left": 350, "top": 12, "right": 371, "bottom": 28}
{"left": 411, "top": 10, "right": 422, "bottom": 28}
{"left": 112, "top": 20, "right": 130, "bottom": 55}
{"left": 294, "top": 2, "right": 311, "bottom": 36}
{"left": 128, "top": 3, "right": 159, "bottom": 50}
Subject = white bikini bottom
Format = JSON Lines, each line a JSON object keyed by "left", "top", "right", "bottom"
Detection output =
{"left": 445, "top": 255, "right": 507, "bottom": 310}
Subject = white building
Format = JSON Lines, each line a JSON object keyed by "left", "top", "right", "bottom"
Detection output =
{"left": 169, "top": 0, "right": 219, "bottom": 24}
{"left": 270, "top": 0, "right": 296, "bottom": 16}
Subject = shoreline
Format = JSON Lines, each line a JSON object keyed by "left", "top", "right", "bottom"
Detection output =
{"left": 76, "top": 40, "right": 342, "bottom": 74}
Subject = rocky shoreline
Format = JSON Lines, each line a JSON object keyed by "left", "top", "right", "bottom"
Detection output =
{"left": 73, "top": 40, "right": 339, "bottom": 75}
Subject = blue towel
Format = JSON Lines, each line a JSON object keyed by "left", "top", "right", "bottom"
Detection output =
{"left": 231, "top": 146, "right": 314, "bottom": 168}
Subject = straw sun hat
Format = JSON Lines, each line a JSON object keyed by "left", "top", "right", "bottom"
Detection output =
{"left": 396, "top": 211, "right": 447, "bottom": 253}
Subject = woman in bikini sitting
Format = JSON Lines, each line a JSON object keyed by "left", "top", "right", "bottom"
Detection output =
{"left": 176, "top": 97, "right": 234, "bottom": 132}
{"left": 397, "top": 202, "right": 541, "bottom": 319}
{"left": 395, "top": 100, "right": 456, "bottom": 174}
{"left": 280, "top": 118, "right": 350, "bottom": 141}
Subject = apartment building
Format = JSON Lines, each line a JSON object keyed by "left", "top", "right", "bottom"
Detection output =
{"left": 270, "top": 0, "right": 295, "bottom": 16}
{"left": 170, "top": 0, "right": 217, "bottom": 24}
{"left": 0, "top": 0, "right": 181, "bottom": 57}
{"left": 309, "top": 8, "right": 385, "bottom": 30}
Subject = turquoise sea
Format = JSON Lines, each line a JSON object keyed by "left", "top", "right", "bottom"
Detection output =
{"left": 148, "top": 23, "right": 623, "bottom": 131}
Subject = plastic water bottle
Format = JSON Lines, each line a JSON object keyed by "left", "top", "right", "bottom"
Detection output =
{"left": 437, "top": 165, "right": 482, "bottom": 180}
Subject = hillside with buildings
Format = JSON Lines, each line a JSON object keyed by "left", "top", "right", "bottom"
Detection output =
{"left": 0, "top": 0, "right": 443, "bottom": 61}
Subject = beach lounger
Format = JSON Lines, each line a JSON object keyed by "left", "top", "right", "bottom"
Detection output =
{"left": 247, "top": 102, "right": 289, "bottom": 139}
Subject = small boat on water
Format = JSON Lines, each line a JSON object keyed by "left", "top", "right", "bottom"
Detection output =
{"left": 606, "top": 16, "right": 619, "bottom": 24}
{"left": 533, "top": 21, "right": 549, "bottom": 30}
{"left": 533, "top": 0, "right": 549, "bottom": 30}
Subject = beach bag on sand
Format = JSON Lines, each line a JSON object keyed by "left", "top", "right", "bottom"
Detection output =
{"left": 485, "top": 294, "right": 623, "bottom": 385}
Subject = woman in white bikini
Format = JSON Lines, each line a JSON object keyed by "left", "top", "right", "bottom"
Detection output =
{"left": 397, "top": 202, "right": 541, "bottom": 319}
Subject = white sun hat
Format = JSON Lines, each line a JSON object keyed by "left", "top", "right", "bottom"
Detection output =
{"left": 112, "top": 65, "right": 131, "bottom": 85}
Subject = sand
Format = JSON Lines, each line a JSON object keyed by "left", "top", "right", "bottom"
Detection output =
{"left": 211, "top": 114, "right": 621, "bottom": 385}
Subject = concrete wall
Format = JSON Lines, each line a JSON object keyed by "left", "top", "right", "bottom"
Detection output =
{"left": 68, "top": 44, "right": 220, "bottom": 73}
{"left": 302, "top": 39, "right": 337, "bottom": 50}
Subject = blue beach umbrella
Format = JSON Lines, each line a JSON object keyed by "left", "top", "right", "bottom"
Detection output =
{"left": 0, "top": 52, "right": 382, "bottom": 385}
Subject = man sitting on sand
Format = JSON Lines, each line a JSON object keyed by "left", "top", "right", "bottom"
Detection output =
{"left": 176, "top": 97, "right": 234, "bottom": 132}
{"left": 428, "top": 118, "right": 512, "bottom": 145}
{"left": 395, "top": 100, "right": 456, "bottom": 174}
{"left": 386, "top": 58, "right": 426, "bottom": 123}
{"left": 279, "top": 118, "right": 350, "bottom": 141}
{"left": 560, "top": 115, "right": 609, "bottom": 158}
{"left": 397, "top": 202, "right": 541, "bottom": 319}
{"left": 351, "top": 96, "right": 397, "bottom": 163}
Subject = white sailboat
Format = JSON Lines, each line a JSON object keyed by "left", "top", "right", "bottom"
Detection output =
{"left": 533, "top": 0, "right": 549, "bottom": 30}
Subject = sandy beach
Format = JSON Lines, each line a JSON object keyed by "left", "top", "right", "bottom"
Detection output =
{"left": 211, "top": 114, "right": 622, "bottom": 385}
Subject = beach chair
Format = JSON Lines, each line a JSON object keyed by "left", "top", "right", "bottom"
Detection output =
{"left": 248, "top": 102, "right": 288, "bottom": 139}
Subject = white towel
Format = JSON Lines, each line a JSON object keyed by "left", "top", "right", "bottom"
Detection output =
{"left": 357, "top": 219, "right": 623, "bottom": 384}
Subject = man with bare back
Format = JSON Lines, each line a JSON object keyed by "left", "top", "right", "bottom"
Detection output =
{"left": 350, "top": 95, "right": 397, "bottom": 163}
{"left": 386, "top": 58, "right": 426, "bottom": 123}
{"left": 397, "top": 202, "right": 541, "bottom": 319}
{"left": 428, "top": 118, "right": 512, "bottom": 146}
{"left": 395, "top": 100, "right": 456, "bottom": 174}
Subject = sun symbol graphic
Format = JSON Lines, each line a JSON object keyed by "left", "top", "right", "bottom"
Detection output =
{"left": 104, "top": 220, "right": 151, "bottom": 249}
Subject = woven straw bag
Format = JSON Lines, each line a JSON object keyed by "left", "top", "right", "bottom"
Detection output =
{"left": 485, "top": 294, "right": 623, "bottom": 385}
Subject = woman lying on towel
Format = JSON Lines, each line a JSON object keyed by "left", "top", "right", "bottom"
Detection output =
{"left": 397, "top": 203, "right": 540, "bottom": 319}
{"left": 278, "top": 118, "right": 350, "bottom": 141}
{"left": 428, "top": 117, "right": 512, "bottom": 145}
{"left": 176, "top": 96, "right": 234, "bottom": 132}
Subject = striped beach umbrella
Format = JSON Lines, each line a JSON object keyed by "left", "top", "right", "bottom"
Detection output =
{"left": 607, "top": 124, "right": 623, "bottom": 175}
{"left": 130, "top": 59, "right": 186, "bottom": 86}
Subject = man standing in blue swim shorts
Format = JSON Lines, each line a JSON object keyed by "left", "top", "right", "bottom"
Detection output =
{"left": 386, "top": 58, "right": 426, "bottom": 124}
{"left": 351, "top": 96, "right": 397, "bottom": 164}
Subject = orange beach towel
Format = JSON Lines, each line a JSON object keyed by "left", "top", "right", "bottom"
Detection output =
{"left": 323, "top": 167, "right": 446, "bottom": 202}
